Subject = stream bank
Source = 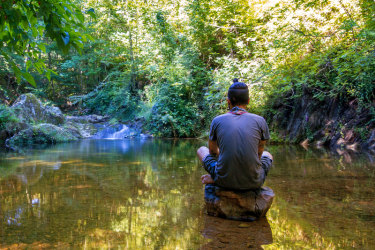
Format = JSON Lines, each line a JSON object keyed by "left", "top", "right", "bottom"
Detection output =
{"left": 1, "top": 93, "right": 148, "bottom": 148}
{"left": 266, "top": 94, "right": 375, "bottom": 153}
{"left": 2, "top": 93, "right": 374, "bottom": 155}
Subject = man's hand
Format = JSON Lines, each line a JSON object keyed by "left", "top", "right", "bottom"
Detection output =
{"left": 201, "top": 174, "right": 215, "bottom": 184}
{"left": 258, "top": 140, "right": 266, "bottom": 160}
{"left": 209, "top": 139, "right": 219, "bottom": 156}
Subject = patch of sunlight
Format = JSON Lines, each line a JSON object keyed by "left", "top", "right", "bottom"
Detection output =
{"left": 110, "top": 201, "right": 206, "bottom": 249}
{"left": 4, "top": 157, "right": 26, "bottom": 160}
{"left": 170, "top": 189, "right": 180, "bottom": 194}
{"left": 125, "top": 161, "right": 145, "bottom": 165}
{"left": 264, "top": 198, "right": 340, "bottom": 249}
{"left": 73, "top": 162, "right": 107, "bottom": 167}
{"left": 60, "top": 159, "right": 83, "bottom": 164}
{"left": 68, "top": 185, "right": 92, "bottom": 189}
{"left": 0, "top": 241, "right": 70, "bottom": 249}
{"left": 21, "top": 160, "right": 61, "bottom": 167}
{"left": 143, "top": 164, "right": 158, "bottom": 187}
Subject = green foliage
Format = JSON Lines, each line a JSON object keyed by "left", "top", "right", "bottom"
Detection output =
{"left": 148, "top": 82, "right": 201, "bottom": 137}
{"left": 82, "top": 80, "right": 139, "bottom": 120}
{"left": 142, "top": 42, "right": 209, "bottom": 137}
{"left": 1, "top": 0, "right": 374, "bottom": 139}
{"left": 0, "top": 104, "right": 18, "bottom": 131}
{"left": 0, "top": 0, "right": 91, "bottom": 86}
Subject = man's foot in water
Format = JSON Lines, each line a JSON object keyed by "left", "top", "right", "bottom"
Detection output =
{"left": 201, "top": 174, "right": 214, "bottom": 184}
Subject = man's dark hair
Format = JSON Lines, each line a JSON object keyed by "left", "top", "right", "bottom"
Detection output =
{"left": 227, "top": 78, "right": 249, "bottom": 106}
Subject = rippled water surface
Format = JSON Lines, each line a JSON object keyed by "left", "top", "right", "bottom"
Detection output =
{"left": 0, "top": 139, "right": 374, "bottom": 249}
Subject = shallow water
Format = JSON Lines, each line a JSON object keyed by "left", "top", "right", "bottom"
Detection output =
{"left": 0, "top": 139, "right": 374, "bottom": 249}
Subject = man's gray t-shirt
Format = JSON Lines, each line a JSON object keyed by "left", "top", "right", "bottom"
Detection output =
{"left": 209, "top": 112, "right": 270, "bottom": 190}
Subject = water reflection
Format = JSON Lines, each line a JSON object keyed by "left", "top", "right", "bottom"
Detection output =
{"left": 202, "top": 216, "right": 272, "bottom": 249}
{"left": 0, "top": 139, "right": 208, "bottom": 249}
{"left": 264, "top": 145, "right": 375, "bottom": 249}
{"left": 0, "top": 140, "right": 374, "bottom": 248}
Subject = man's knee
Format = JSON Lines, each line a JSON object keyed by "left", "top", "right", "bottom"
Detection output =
{"left": 197, "top": 146, "right": 209, "bottom": 162}
{"left": 262, "top": 151, "right": 273, "bottom": 161}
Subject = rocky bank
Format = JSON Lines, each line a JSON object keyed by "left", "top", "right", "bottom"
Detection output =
{"left": 2, "top": 93, "right": 146, "bottom": 148}
{"left": 268, "top": 95, "right": 375, "bottom": 153}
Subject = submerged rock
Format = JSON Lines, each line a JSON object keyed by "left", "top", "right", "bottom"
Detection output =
{"left": 7, "top": 123, "right": 77, "bottom": 147}
{"left": 11, "top": 93, "right": 64, "bottom": 125}
{"left": 204, "top": 184, "right": 274, "bottom": 221}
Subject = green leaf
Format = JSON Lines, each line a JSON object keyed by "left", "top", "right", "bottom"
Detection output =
{"left": 26, "top": 60, "right": 32, "bottom": 71}
{"left": 22, "top": 71, "right": 36, "bottom": 87}
{"left": 87, "top": 8, "right": 96, "bottom": 19}
{"left": 39, "top": 43, "right": 46, "bottom": 53}
{"left": 46, "top": 70, "right": 51, "bottom": 81}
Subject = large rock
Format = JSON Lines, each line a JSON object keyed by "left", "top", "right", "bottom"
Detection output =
{"left": 63, "top": 121, "right": 98, "bottom": 139}
{"left": 6, "top": 123, "right": 77, "bottom": 147}
{"left": 11, "top": 93, "right": 64, "bottom": 125}
{"left": 63, "top": 115, "right": 109, "bottom": 138}
{"left": 204, "top": 184, "right": 274, "bottom": 221}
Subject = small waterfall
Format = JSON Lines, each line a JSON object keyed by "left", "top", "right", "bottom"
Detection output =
{"left": 110, "top": 125, "right": 130, "bottom": 139}
{"left": 92, "top": 124, "right": 135, "bottom": 139}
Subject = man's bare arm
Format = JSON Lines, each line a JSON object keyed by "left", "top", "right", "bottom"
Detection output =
{"left": 258, "top": 140, "right": 266, "bottom": 160}
{"left": 209, "top": 139, "right": 219, "bottom": 156}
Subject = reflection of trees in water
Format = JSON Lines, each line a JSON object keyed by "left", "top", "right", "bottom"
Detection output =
{"left": 1, "top": 141, "right": 374, "bottom": 248}
{"left": 201, "top": 215, "right": 272, "bottom": 249}
{"left": 0, "top": 139, "right": 208, "bottom": 248}
{"left": 265, "top": 145, "right": 375, "bottom": 249}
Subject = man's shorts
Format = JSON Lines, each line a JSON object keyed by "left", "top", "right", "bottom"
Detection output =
{"left": 202, "top": 154, "right": 273, "bottom": 182}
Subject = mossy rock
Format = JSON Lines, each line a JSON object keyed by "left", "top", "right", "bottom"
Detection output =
{"left": 7, "top": 123, "right": 78, "bottom": 147}
{"left": 63, "top": 121, "right": 98, "bottom": 138}
{"left": 11, "top": 93, "right": 64, "bottom": 125}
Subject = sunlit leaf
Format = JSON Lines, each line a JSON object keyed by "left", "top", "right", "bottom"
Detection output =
{"left": 22, "top": 71, "right": 36, "bottom": 87}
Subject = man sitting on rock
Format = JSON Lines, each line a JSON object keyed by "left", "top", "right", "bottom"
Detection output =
{"left": 197, "top": 79, "right": 273, "bottom": 190}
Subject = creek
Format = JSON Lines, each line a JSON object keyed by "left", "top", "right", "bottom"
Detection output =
{"left": 0, "top": 139, "right": 374, "bottom": 249}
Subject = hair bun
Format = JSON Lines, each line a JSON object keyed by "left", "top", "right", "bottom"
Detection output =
{"left": 233, "top": 78, "right": 239, "bottom": 83}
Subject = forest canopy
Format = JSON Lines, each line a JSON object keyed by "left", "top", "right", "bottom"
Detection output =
{"left": 0, "top": 0, "right": 374, "bottom": 137}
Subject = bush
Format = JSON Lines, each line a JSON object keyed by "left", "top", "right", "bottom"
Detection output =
{"left": 83, "top": 78, "right": 140, "bottom": 121}
{"left": 147, "top": 83, "right": 201, "bottom": 137}
{"left": 264, "top": 43, "right": 375, "bottom": 114}
{"left": 0, "top": 104, "right": 18, "bottom": 131}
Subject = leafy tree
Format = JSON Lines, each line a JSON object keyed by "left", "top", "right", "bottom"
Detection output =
{"left": 1, "top": 0, "right": 373, "bottom": 138}
{"left": 0, "top": 0, "right": 91, "bottom": 86}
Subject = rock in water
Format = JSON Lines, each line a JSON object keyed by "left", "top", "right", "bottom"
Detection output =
{"left": 11, "top": 93, "right": 64, "bottom": 125}
{"left": 204, "top": 184, "right": 274, "bottom": 221}
{"left": 64, "top": 115, "right": 107, "bottom": 138}
{"left": 6, "top": 123, "right": 77, "bottom": 147}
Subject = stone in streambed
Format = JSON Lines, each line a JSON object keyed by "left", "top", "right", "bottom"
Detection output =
{"left": 6, "top": 123, "right": 77, "bottom": 147}
{"left": 204, "top": 184, "right": 274, "bottom": 221}
{"left": 64, "top": 119, "right": 99, "bottom": 138}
